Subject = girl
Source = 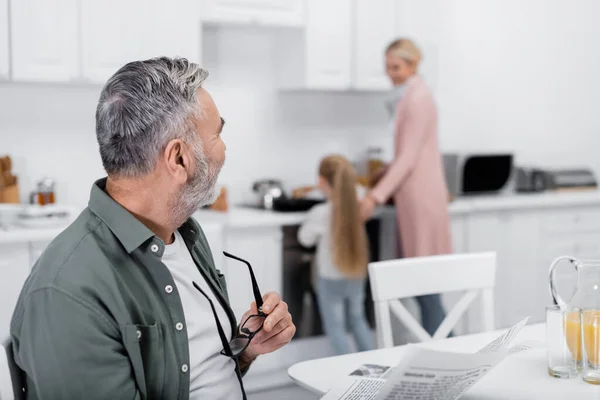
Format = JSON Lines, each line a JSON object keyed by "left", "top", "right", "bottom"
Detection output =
{"left": 298, "top": 155, "right": 374, "bottom": 355}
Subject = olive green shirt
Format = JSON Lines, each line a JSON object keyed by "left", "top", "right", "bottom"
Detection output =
{"left": 10, "top": 179, "right": 241, "bottom": 400}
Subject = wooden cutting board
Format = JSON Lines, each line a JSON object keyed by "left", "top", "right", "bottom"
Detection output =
{"left": 0, "top": 155, "right": 19, "bottom": 203}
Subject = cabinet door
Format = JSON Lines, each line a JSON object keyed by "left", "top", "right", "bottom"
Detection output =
{"left": 353, "top": 0, "right": 396, "bottom": 90}
{"left": 199, "top": 223, "right": 225, "bottom": 273}
{"left": 224, "top": 227, "right": 282, "bottom": 320}
{"left": 305, "top": 0, "right": 352, "bottom": 89}
{"left": 450, "top": 215, "right": 467, "bottom": 254}
{"left": 467, "top": 211, "right": 541, "bottom": 329}
{"left": 0, "top": 244, "right": 30, "bottom": 338}
{"left": 81, "top": 0, "right": 201, "bottom": 84}
{"left": 10, "top": 0, "right": 79, "bottom": 82}
{"left": 202, "top": 0, "right": 304, "bottom": 27}
{"left": 0, "top": 0, "right": 8, "bottom": 80}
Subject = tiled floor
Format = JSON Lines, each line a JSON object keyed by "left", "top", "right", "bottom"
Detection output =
{"left": 248, "top": 385, "right": 320, "bottom": 400}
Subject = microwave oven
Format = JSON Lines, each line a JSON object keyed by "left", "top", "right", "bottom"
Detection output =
{"left": 442, "top": 153, "right": 513, "bottom": 196}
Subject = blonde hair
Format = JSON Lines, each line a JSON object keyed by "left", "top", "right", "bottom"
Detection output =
{"left": 386, "top": 38, "right": 422, "bottom": 66}
{"left": 319, "top": 155, "right": 369, "bottom": 278}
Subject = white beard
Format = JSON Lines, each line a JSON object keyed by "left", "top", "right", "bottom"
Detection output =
{"left": 169, "top": 142, "right": 224, "bottom": 227}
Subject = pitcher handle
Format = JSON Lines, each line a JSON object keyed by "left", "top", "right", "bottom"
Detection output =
{"left": 549, "top": 255, "right": 582, "bottom": 309}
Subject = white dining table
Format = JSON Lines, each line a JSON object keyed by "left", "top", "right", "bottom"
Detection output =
{"left": 288, "top": 323, "right": 600, "bottom": 399}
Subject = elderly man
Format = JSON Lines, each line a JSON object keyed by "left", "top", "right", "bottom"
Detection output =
{"left": 10, "top": 57, "right": 295, "bottom": 400}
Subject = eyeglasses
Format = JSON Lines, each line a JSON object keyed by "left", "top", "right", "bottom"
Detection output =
{"left": 193, "top": 251, "right": 266, "bottom": 359}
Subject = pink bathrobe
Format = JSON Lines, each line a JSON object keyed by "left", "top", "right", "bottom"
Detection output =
{"left": 371, "top": 75, "right": 452, "bottom": 258}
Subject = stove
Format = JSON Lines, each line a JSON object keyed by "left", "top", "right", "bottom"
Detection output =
{"left": 242, "top": 198, "right": 325, "bottom": 213}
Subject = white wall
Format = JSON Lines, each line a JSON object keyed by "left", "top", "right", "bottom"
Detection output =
{"left": 2, "top": 1, "right": 600, "bottom": 208}
{"left": 435, "top": 0, "right": 600, "bottom": 171}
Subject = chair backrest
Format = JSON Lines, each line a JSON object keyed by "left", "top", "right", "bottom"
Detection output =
{"left": 1, "top": 337, "right": 25, "bottom": 400}
{"left": 369, "top": 252, "right": 496, "bottom": 348}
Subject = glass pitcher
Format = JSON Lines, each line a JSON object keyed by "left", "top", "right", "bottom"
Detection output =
{"left": 549, "top": 256, "right": 600, "bottom": 383}
{"left": 549, "top": 256, "right": 600, "bottom": 311}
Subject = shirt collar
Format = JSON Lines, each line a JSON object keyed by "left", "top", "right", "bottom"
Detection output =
{"left": 88, "top": 178, "right": 201, "bottom": 253}
{"left": 88, "top": 178, "right": 155, "bottom": 253}
{"left": 179, "top": 218, "right": 201, "bottom": 243}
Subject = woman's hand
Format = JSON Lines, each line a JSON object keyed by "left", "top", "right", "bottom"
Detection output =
{"left": 292, "top": 186, "right": 316, "bottom": 199}
{"left": 360, "top": 195, "right": 377, "bottom": 221}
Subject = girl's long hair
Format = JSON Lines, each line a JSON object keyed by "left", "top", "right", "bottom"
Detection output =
{"left": 319, "top": 155, "right": 369, "bottom": 278}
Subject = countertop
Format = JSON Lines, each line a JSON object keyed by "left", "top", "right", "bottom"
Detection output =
{"left": 2, "top": 190, "right": 600, "bottom": 243}
{"left": 449, "top": 189, "right": 600, "bottom": 213}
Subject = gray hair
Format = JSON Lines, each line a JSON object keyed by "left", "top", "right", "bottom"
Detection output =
{"left": 96, "top": 57, "right": 209, "bottom": 177}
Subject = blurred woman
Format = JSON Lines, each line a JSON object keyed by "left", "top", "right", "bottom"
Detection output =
{"left": 360, "top": 39, "right": 452, "bottom": 336}
{"left": 298, "top": 155, "right": 374, "bottom": 355}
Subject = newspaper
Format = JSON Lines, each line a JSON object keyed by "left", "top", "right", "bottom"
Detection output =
{"left": 321, "top": 318, "right": 530, "bottom": 400}
{"left": 476, "top": 317, "right": 529, "bottom": 354}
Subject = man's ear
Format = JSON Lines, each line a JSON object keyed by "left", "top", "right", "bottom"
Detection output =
{"left": 164, "top": 139, "right": 191, "bottom": 183}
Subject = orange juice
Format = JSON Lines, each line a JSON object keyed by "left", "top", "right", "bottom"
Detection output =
{"left": 565, "top": 311, "right": 582, "bottom": 361}
{"left": 583, "top": 311, "right": 600, "bottom": 365}
{"left": 566, "top": 310, "right": 600, "bottom": 365}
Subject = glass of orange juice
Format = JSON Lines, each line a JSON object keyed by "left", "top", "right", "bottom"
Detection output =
{"left": 581, "top": 309, "right": 600, "bottom": 384}
{"left": 547, "top": 305, "right": 579, "bottom": 379}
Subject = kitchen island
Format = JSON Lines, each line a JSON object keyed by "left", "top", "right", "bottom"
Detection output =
{"left": 2, "top": 189, "right": 600, "bottom": 392}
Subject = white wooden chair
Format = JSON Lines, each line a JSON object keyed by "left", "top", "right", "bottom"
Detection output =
{"left": 1, "top": 337, "right": 25, "bottom": 400}
{"left": 369, "top": 252, "right": 496, "bottom": 348}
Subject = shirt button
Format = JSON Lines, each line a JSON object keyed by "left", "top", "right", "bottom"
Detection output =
{"left": 182, "top": 364, "right": 188, "bottom": 373}
{"left": 151, "top": 244, "right": 159, "bottom": 253}
{"left": 165, "top": 285, "right": 173, "bottom": 294}
{"left": 136, "top": 330, "right": 142, "bottom": 339}
{"left": 175, "top": 322, "right": 184, "bottom": 331}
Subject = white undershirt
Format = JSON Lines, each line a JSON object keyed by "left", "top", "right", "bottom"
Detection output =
{"left": 162, "top": 231, "right": 241, "bottom": 400}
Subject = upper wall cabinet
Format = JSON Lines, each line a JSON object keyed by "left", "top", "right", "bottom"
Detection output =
{"left": 0, "top": 0, "right": 8, "bottom": 79}
{"left": 353, "top": 0, "right": 396, "bottom": 91}
{"left": 80, "top": 0, "right": 202, "bottom": 84}
{"left": 10, "top": 0, "right": 79, "bottom": 82}
{"left": 201, "top": 0, "right": 304, "bottom": 27}
{"left": 276, "top": 0, "right": 352, "bottom": 90}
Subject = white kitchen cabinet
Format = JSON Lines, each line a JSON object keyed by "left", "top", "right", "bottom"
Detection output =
{"left": 450, "top": 215, "right": 467, "bottom": 254}
{"left": 352, "top": 0, "right": 396, "bottom": 90}
{"left": 0, "top": 244, "right": 30, "bottom": 338}
{"left": 276, "top": 0, "right": 352, "bottom": 90}
{"left": 201, "top": 0, "right": 304, "bottom": 27}
{"left": 198, "top": 222, "right": 225, "bottom": 273}
{"left": 0, "top": 0, "right": 9, "bottom": 80}
{"left": 9, "top": 0, "right": 79, "bottom": 82}
{"left": 466, "top": 210, "right": 541, "bottom": 330}
{"left": 80, "top": 0, "right": 202, "bottom": 84}
{"left": 223, "top": 226, "right": 283, "bottom": 320}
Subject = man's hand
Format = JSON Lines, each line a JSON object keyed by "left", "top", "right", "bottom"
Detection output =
{"left": 239, "top": 292, "right": 295, "bottom": 366}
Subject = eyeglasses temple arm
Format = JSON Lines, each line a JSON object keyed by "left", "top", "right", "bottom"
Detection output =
{"left": 192, "top": 281, "right": 234, "bottom": 357}
{"left": 223, "top": 251, "right": 264, "bottom": 310}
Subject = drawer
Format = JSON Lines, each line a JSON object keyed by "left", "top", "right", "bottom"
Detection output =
{"left": 542, "top": 236, "right": 600, "bottom": 263}
{"left": 541, "top": 208, "right": 600, "bottom": 235}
